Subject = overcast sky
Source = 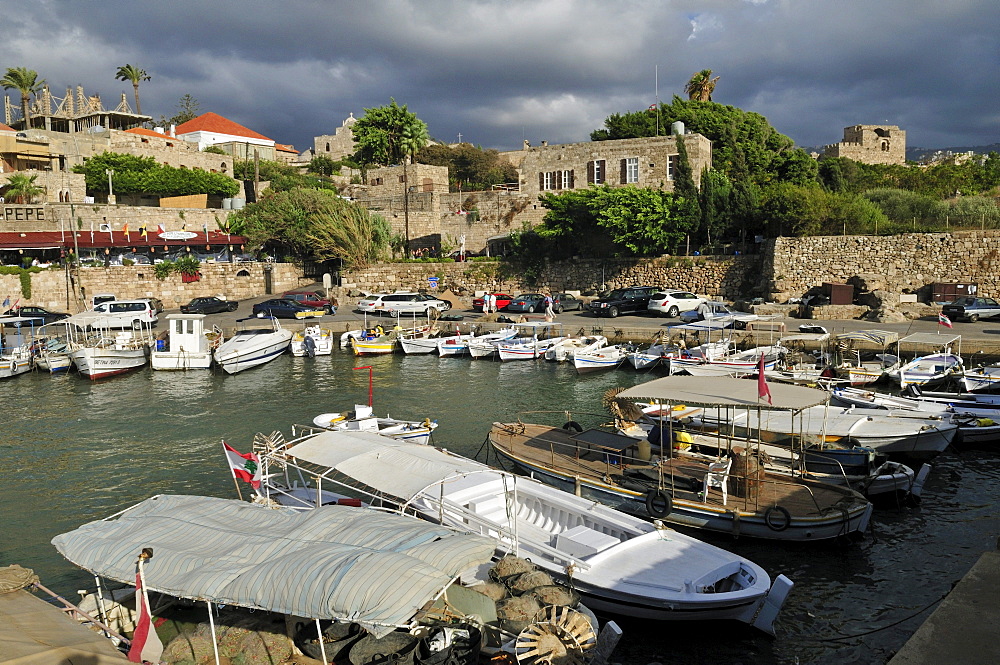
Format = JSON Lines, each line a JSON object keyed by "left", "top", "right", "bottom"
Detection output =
{"left": 3, "top": 1, "right": 997, "bottom": 154}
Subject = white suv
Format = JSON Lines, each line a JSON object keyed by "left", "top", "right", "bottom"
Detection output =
{"left": 357, "top": 292, "right": 452, "bottom": 316}
{"left": 647, "top": 290, "right": 706, "bottom": 317}
{"left": 93, "top": 299, "right": 158, "bottom": 328}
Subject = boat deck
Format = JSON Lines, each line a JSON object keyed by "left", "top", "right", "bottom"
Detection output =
{"left": 490, "top": 422, "right": 860, "bottom": 517}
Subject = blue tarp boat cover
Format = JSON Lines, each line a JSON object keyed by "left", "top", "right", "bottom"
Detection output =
{"left": 52, "top": 494, "right": 495, "bottom": 637}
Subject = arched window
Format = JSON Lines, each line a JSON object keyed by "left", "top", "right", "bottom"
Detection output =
{"left": 236, "top": 269, "right": 250, "bottom": 277}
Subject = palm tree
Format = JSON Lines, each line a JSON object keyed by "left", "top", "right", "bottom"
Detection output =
{"left": 3, "top": 174, "right": 45, "bottom": 203}
{"left": 115, "top": 64, "right": 151, "bottom": 115}
{"left": 684, "top": 69, "right": 720, "bottom": 102}
{"left": 398, "top": 118, "right": 429, "bottom": 255}
{"left": 1, "top": 67, "right": 45, "bottom": 130}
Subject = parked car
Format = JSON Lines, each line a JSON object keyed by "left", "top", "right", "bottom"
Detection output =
{"left": 586, "top": 286, "right": 659, "bottom": 318}
{"left": 647, "top": 290, "right": 707, "bottom": 317}
{"left": 181, "top": 296, "right": 239, "bottom": 314}
{"left": 472, "top": 293, "right": 515, "bottom": 312}
{"left": 145, "top": 297, "right": 165, "bottom": 314}
{"left": 506, "top": 293, "right": 548, "bottom": 313}
{"left": 91, "top": 293, "right": 116, "bottom": 308}
{"left": 252, "top": 298, "right": 325, "bottom": 319}
{"left": 357, "top": 292, "right": 452, "bottom": 316}
{"left": 679, "top": 301, "right": 759, "bottom": 328}
{"left": 552, "top": 293, "right": 584, "bottom": 313}
{"left": 92, "top": 299, "right": 158, "bottom": 328}
{"left": 941, "top": 297, "right": 1000, "bottom": 322}
{"left": 282, "top": 290, "right": 337, "bottom": 314}
{"left": 2, "top": 305, "right": 70, "bottom": 324}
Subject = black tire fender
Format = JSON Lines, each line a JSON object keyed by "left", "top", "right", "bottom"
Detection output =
{"left": 562, "top": 421, "right": 583, "bottom": 432}
{"left": 764, "top": 505, "right": 791, "bottom": 531}
{"left": 645, "top": 490, "right": 672, "bottom": 519}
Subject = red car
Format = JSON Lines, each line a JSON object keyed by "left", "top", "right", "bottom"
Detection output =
{"left": 472, "top": 293, "right": 515, "bottom": 312}
{"left": 282, "top": 290, "right": 337, "bottom": 314}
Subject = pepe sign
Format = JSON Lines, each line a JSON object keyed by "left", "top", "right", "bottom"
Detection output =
{"left": 0, "top": 206, "right": 45, "bottom": 221}
{"left": 158, "top": 231, "right": 198, "bottom": 240}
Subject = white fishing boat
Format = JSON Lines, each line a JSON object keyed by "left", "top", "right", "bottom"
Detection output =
{"left": 626, "top": 339, "right": 678, "bottom": 370}
{"left": 214, "top": 316, "right": 292, "bottom": 374}
{"left": 670, "top": 346, "right": 783, "bottom": 377}
{"left": 290, "top": 324, "right": 334, "bottom": 357}
{"left": 544, "top": 335, "right": 607, "bottom": 362}
{"left": 311, "top": 404, "right": 438, "bottom": 445}
{"left": 467, "top": 327, "right": 520, "bottom": 359}
{"left": 0, "top": 316, "right": 39, "bottom": 379}
{"left": 955, "top": 364, "right": 1000, "bottom": 392}
{"left": 398, "top": 328, "right": 442, "bottom": 354}
{"left": 436, "top": 327, "right": 480, "bottom": 357}
{"left": 259, "top": 429, "right": 794, "bottom": 635}
{"left": 60, "top": 312, "right": 153, "bottom": 380}
{"left": 496, "top": 322, "right": 565, "bottom": 361}
{"left": 32, "top": 331, "right": 73, "bottom": 372}
{"left": 884, "top": 333, "right": 963, "bottom": 388}
{"left": 151, "top": 313, "right": 222, "bottom": 370}
{"left": 573, "top": 343, "right": 631, "bottom": 373}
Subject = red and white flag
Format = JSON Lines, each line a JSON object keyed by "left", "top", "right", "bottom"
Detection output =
{"left": 223, "top": 442, "right": 261, "bottom": 488}
{"left": 757, "top": 353, "right": 772, "bottom": 405}
{"left": 127, "top": 562, "right": 163, "bottom": 663}
{"left": 938, "top": 313, "right": 953, "bottom": 328}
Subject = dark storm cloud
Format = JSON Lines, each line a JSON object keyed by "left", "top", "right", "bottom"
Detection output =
{"left": 2, "top": 1, "right": 996, "bottom": 153}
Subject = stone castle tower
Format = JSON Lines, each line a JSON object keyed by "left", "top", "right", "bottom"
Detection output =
{"left": 312, "top": 113, "right": 357, "bottom": 161}
{"left": 823, "top": 125, "right": 906, "bottom": 165}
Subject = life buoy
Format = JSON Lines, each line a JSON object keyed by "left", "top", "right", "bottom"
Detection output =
{"left": 645, "top": 490, "right": 672, "bottom": 518}
{"left": 764, "top": 505, "right": 791, "bottom": 531}
{"left": 562, "top": 421, "right": 583, "bottom": 432}
{"left": 8, "top": 359, "right": 17, "bottom": 373}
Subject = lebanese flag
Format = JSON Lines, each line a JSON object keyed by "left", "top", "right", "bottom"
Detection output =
{"left": 757, "top": 353, "right": 772, "bottom": 405}
{"left": 127, "top": 565, "right": 163, "bottom": 663}
{"left": 223, "top": 442, "right": 261, "bottom": 488}
{"left": 938, "top": 313, "right": 953, "bottom": 328}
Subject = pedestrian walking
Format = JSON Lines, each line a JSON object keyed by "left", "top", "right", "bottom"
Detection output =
{"left": 543, "top": 292, "right": 555, "bottom": 321}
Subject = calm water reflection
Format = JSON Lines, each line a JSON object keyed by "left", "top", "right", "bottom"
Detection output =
{"left": 2, "top": 350, "right": 997, "bottom": 664}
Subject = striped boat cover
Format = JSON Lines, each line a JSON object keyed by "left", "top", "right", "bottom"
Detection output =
{"left": 833, "top": 330, "right": 899, "bottom": 346}
{"left": 52, "top": 495, "right": 495, "bottom": 636}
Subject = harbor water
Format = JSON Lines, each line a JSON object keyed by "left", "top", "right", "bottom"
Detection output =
{"left": 2, "top": 351, "right": 998, "bottom": 664}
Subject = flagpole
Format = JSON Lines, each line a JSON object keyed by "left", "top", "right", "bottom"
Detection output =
{"left": 224, "top": 440, "right": 245, "bottom": 501}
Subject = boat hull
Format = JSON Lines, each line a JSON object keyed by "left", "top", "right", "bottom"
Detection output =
{"left": 215, "top": 330, "right": 292, "bottom": 374}
{"left": 494, "top": 445, "right": 871, "bottom": 541}
{"left": 71, "top": 347, "right": 148, "bottom": 379}
{"left": 150, "top": 351, "right": 213, "bottom": 370}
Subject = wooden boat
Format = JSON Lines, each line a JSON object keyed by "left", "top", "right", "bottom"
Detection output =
{"left": 497, "top": 322, "right": 565, "bottom": 361}
{"left": 489, "top": 418, "right": 872, "bottom": 542}
{"left": 573, "top": 343, "right": 631, "bottom": 373}
{"left": 259, "top": 430, "right": 795, "bottom": 634}
{"left": 59, "top": 312, "right": 153, "bottom": 380}
{"left": 311, "top": 404, "right": 438, "bottom": 445}
{"left": 832, "top": 330, "right": 900, "bottom": 386}
{"left": 151, "top": 313, "right": 222, "bottom": 370}
{"left": 214, "top": 316, "right": 292, "bottom": 374}
{"left": 955, "top": 364, "right": 1000, "bottom": 392}
{"left": 0, "top": 316, "right": 39, "bottom": 379}
{"left": 544, "top": 335, "right": 607, "bottom": 362}
{"left": 290, "top": 324, "right": 333, "bottom": 357}
{"left": 884, "top": 333, "right": 963, "bottom": 388}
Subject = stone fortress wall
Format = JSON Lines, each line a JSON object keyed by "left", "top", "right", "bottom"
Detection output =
{"left": 823, "top": 125, "right": 906, "bottom": 166}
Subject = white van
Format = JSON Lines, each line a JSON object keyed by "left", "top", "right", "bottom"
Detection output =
{"left": 92, "top": 300, "right": 158, "bottom": 328}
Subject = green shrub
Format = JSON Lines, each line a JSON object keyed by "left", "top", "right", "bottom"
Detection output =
{"left": 154, "top": 261, "right": 176, "bottom": 280}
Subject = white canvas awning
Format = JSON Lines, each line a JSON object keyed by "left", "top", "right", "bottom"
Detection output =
{"left": 617, "top": 376, "right": 830, "bottom": 411}
{"left": 52, "top": 495, "right": 495, "bottom": 637}
{"left": 285, "top": 430, "right": 487, "bottom": 501}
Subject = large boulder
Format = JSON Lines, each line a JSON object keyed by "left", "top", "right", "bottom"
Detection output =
{"left": 856, "top": 289, "right": 900, "bottom": 310}
{"left": 847, "top": 274, "right": 887, "bottom": 294}
{"left": 865, "top": 307, "right": 908, "bottom": 323}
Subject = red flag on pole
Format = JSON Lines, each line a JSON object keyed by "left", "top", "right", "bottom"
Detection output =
{"left": 128, "top": 558, "right": 163, "bottom": 663}
{"left": 223, "top": 442, "right": 261, "bottom": 488}
{"left": 938, "top": 312, "right": 953, "bottom": 328}
{"left": 757, "top": 353, "right": 772, "bottom": 405}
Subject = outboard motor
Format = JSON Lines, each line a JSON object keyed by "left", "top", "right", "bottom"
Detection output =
{"left": 304, "top": 335, "right": 317, "bottom": 358}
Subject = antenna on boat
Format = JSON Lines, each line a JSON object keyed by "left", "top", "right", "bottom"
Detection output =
{"left": 354, "top": 365, "right": 374, "bottom": 406}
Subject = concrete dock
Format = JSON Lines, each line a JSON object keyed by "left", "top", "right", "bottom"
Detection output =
{"left": 888, "top": 550, "right": 1000, "bottom": 665}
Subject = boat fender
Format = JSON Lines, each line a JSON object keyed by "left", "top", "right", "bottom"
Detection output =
{"left": 645, "top": 490, "right": 672, "bottom": 519}
{"left": 562, "top": 421, "right": 583, "bottom": 432}
{"left": 8, "top": 359, "right": 16, "bottom": 373}
{"left": 764, "top": 505, "right": 791, "bottom": 531}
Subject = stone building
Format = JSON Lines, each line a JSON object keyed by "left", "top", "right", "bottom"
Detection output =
{"left": 823, "top": 125, "right": 906, "bottom": 165}
{"left": 175, "top": 112, "right": 276, "bottom": 161}
{"left": 312, "top": 113, "right": 357, "bottom": 161}
{"left": 497, "top": 133, "right": 713, "bottom": 228}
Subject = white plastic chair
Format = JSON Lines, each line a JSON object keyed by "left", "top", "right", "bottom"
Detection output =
{"left": 703, "top": 457, "right": 732, "bottom": 505}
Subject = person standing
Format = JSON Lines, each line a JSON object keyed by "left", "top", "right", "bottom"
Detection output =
{"left": 544, "top": 292, "right": 555, "bottom": 321}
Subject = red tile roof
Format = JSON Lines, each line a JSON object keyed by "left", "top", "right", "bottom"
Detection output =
{"left": 0, "top": 121, "right": 15, "bottom": 132}
{"left": 0, "top": 230, "right": 245, "bottom": 250}
{"left": 175, "top": 112, "right": 272, "bottom": 142}
{"left": 275, "top": 143, "right": 297, "bottom": 153}
{"left": 125, "top": 127, "right": 171, "bottom": 138}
